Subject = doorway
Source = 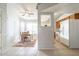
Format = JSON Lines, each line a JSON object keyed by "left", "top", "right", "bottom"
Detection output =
{"left": 15, "top": 19, "right": 38, "bottom": 47}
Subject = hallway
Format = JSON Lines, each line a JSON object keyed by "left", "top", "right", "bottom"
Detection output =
{"left": 38, "top": 40, "right": 79, "bottom": 56}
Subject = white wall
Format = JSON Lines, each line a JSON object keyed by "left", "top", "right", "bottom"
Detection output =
{"left": 6, "top": 3, "right": 20, "bottom": 47}
{"left": 0, "top": 7, "right": 2, "bottom": 55}
{"left": 69, "top": 20, "right": 79, "bottom": 48}
{"left": 1, "top": 3, "right": 20, "bottom": 54}
{"left": 0, "top": 9, "right": 1, "bottom": 49}
{"left": 1, "top": 4, "right": 7, "bottom": 53}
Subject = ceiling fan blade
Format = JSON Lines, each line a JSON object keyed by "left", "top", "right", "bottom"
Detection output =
{"left": 22, "top": 13, "right": 26, "bottom": 16}
{"left": 28, "top": 12, "right": 34, "bottom": 15}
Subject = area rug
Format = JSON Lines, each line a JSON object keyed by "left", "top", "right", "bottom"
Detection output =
{"left": 13, "top": 39, "right": 36, "bottom": 47}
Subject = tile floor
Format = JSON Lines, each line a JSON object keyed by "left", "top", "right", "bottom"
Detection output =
{"left": 38, "top": 40, "right": 79, "bottom": 56}
{"left": 0, "top": 48, "right": 1, "bottom": 56}
{"left": 1, "top": 39, "right": 79, "bottom": 56}
{"left": 2, "top": 41, "right": 38, "bottom": 56}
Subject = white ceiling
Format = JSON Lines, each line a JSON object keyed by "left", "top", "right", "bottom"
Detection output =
{"left": 41, "top": 3, "right": 79, "bottom": 20}
{"left": 37, "top": 3, "right": 58, "bottom": 11}
{"left": 17, "top": 3, "right": 79, "bottom": 21}
{"left": 41, "top": 3, "right": 79, "bottom": 13}
{"left": 19, "top": 3, "right": 37, "bottom": 11}
{"left": 18, "top": 3, "right": 38, "bottom": 20}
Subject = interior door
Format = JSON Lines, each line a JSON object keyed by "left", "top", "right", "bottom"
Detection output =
{"left": 38, "top": 12, "right": 54, "bottom": 49}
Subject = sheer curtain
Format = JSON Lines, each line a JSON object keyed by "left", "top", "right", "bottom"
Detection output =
{"left": 26, "top": 22, "right": 37, "bottom": 34}
{"left": 20, "top": 20, "right": 38, "bottom": 40}
{"left": 20, "top": 21, "right": 25, "bottom": 32}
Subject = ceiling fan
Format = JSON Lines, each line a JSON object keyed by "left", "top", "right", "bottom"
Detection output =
{"left": 20, "top": 7, "right": 34, "bottom": 16}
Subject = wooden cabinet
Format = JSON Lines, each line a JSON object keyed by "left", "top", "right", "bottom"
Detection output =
{"left": 56, "top": 13, "right": 79, "bottom": 48}
{"left": 69, "top": 13, "right": 79, "bottom": 20}
{"left": 56, "top": 21, "right": 60, "bottom": 29}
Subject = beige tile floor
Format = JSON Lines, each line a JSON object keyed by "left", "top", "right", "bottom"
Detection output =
{"left": 0, "top": 48, "right": 1, "bottom": 56}
{"left": 38, "top": 40, "right": 79, "bottom": 56}
{"left": 2, "top": 41, "right": 38, "bottom": 56}
{"left": 1, "top": 39, "right": 79, "bottom": 56}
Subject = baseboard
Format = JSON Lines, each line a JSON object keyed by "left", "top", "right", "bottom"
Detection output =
{"left": 38, "top": 48, "right": 55, "bottom": 50}
{"left": 56, "top": 39, "right": 69, "bottom": 48}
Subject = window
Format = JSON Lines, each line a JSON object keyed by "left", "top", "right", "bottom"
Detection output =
{"left": 60, "top": 20, "right": 69, "bottom": 39}
{"left": 20, "top": 21, "right": 38, "bottom": 34}
{"left": 41, "top": 15, "right": 51, "bottom": 27}
{"left": 26, "top": 22, "right": 38, "bottom": 34}
{"left": 20, "top": 21, "right": 25, "bottom": 32}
